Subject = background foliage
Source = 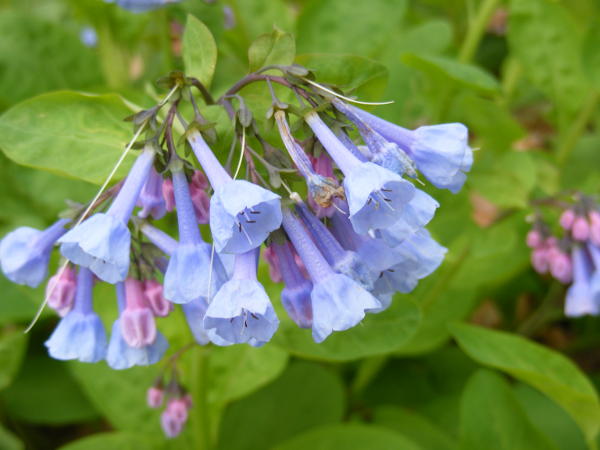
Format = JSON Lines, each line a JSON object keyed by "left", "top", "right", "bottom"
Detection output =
{"left": 0, "top": 0, "right": 599, "bottom": 449}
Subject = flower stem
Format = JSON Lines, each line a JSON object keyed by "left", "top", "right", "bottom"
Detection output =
{"left": 458, "top": 0, "right": 501, "bottom": 64}
{"left": 191, "top": 346, "right": 211, "bottom": 450}
{"left": 556, "top": 91, "right": 600, "bottom": 166}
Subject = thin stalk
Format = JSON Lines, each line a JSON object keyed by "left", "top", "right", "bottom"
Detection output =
{"left": 191, "top": 347, "right": 211, "bottom": 450}
{"left": 458, "top": 0, "right": 501, "bottom": 63}
{"left": 556, "top": 91, "right": 600, "bottom": 165}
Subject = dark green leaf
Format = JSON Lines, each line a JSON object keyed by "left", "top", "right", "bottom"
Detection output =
{"left": 0, "top": 327, "right": 28, "bottom": 391}
{"left": 183, "top": 15, "right": 218, "bottom": 88}
{"left": 582, "top": 21, "right": 600, "bottom": 89}
{"left": 59, "top": 432, "right": 161, "bottom": 450}
{"left": 450, "top": 323, "right": 600, "bottom": 443}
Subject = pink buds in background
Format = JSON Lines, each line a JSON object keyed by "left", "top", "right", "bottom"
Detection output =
{"left": 46, "top": 266, "right": 77, "bottom": 316}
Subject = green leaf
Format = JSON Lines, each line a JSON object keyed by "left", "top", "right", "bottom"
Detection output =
{"left": 218, "top": 361, "right": 344, "bottom": 450}
{"left": 0, "top": 327, "right": 27, "bottom": 391}
{"left": 582, "top": 21, "right": 600, "bottom": 89}
{"left": 274, "top": 424, "right": 420, "bottom": 450}
{"left": 207, "top": 343, "right": 288, "bottom": 406}
{"left": 469, "top": 152, "right": 537, "bottom": 209}
{"left": 0, "top": 91, "right": 134, "bottom": 185}
{"left": 183, "top": 15, "right": 218, "bottom": 88}
{"left": 514, "top": 383, "right": 587, "bottom": 450}
{"left": 450, "top": 323, "right": 600, "bottom": 443}
{"left": 1, "top": 354, "right": 98, "bottom": 424}
{"left": 248, "top": 28, "right": 295, "bottom": 72}
{"left": 59, "top": 432, "right": 161, "bottom": 450}
{"left": 401, "top": 53, "right": 500, "bottom": 94}
{"left": 0, "top": 425, "right": 22, "bottom": 450}
{"left": 508, "top": 0, "right": 589, "bottom": 119}
{"left": 296, "top": 0, "right": 407, "bottom": 57}
{"left": 0, "top": 11, "right": 102, "bottom": 109}
{"left": 460, "top": 369, "right": 557, "bottom": 450}
{"left": 373, "top": 406, "right": 458, "bottom": 450}
{"left": 274, "top": 298, "right": 420, "bottom": 361}
{"left": 296, "top": 54, "right": 389, "bottom": 101}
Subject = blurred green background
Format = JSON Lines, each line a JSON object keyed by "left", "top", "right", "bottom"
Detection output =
{"left": 0, "top": 0, "right": 599, "bottom": 449}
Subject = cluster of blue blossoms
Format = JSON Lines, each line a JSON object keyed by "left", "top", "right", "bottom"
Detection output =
{"left": 0, "top": 82, "right": 472, "bottom": 369}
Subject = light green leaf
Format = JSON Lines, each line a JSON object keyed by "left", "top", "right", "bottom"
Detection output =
{"left": 274, "top": 298, "right": 420, "bottom": 361}
{"left": 0, "top": 424, "right": 22, "bottom": 450}
{"left": 0, "top": 91, "right": 134, "bottom": 185}
{"left": 218, "top": 361, "right": 344, "bottom": 450}
{"left": 59, "top": 432, "right": 161, "bottom": 450}
{"left": 207, "top": 343, "right": 288, "bottom": 406}
{"left": 0, "top": 327, "right": 27, "bottom": 391}
{"left": 582, "top": 21, "right": 600, "bottom": 89}
{"left": 1, "top": 355, "right": 98, "bottom": 424}
{"left": 460, "top": 369, "right": 557, "bottom": 450}
{"left": 248, "top": 28, "right": 295, "bottom": 72}
{"left": 183, "top": 15, "right": 218, "bottom": 87}
{"left": 274, "top": 424, "right": 420, "bottom": 450}
{"left": 373, "top": 406, "right": 458, "bottom": 450}
{"left": 450, "top": 323, "right": 600, "bottom": 443}
{"left": 401, "top": 53, "right": 500, "bottom": 93}
{"left": 508, "top": 0, "right": 588, "bottom": 119}
{"left": 296, "top": 0, "right": 407, "bottom": 57}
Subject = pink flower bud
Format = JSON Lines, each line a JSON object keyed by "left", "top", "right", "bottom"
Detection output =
{"left": 263, "top": 246, "right": 283, "bottom": 283}
{"left": 190, "top": 186, "right": 210, "bottom": 224}
{"left": 589, "top": 211, "right": 600, "bottom": 246}
{"left": 143, "top": 280, "right": 173, "bottom": 317}
{"left": 182, "top": 394, "right": 193, "bottom": 409}
{"left": 46, "top": 266, "right": 77, "bottom": 316}
{"left": 531, "top": 247, "right": 549, "bottom": 274}
{"left": 162, "top": 178, "right": 175, "bottom": 212}
{"left": 572, "top": 216, "right": 590, "bottom": 241}
{"left": 526, "top": 230, "right": 542, "bottom": 248}
{"left": 191, "top": 171, "right": 209, "bottom": 190}
{"left": 147, "top": 386, "right": 164, "bottom": 408}
{"left": 161, "top": 409, "right": 183, "bottom": 438}
{"left": 166, "top": 398, "right": 189, "bottom": 423}
{"left": 549, "top": 250, "right": 572, "bottom": 283}
{"left": 559, "top": 209, "right": 575, "bottom": 230}
{"left": 120, "top": 278, "right": 157, "bottom": 348}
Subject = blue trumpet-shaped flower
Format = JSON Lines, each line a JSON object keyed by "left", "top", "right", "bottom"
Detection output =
{"left": 106, "top": 283, "right": 168, "bottom": 370}
{"left": 565, "top": 245, "right": 599, "bottom": 317}
{"left": 282, "top": 209, "right": 380, "bottom": 343}
{"left": 164, "top": 166, "right": 228, "bottom": 304}
{"left": 304, "top": 111, "right": 415, "bottom": 234}
{"left": 106, "top": 0, "right": 180, "bottom": 13}
{"left": 45, "top": 267, "right": 107, "bottom": 363}
{"left": 59, "top": 147, "right": 156, "bottom": 283}
{"left": 138, "top": 167, "right": 166, "bottom": 220}
{"left": 0, "top": 218, "right": 69, "bottom": 287}
{"left": 204, "top": 249, "right": 279, "bottom": 346}
{"left": 345, "top": 104, "right": 472, "bottom": 193}
{"left": 187, "top": 131, "right": 282, "bottom": 254}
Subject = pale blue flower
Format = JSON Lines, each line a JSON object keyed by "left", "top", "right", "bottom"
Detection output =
{"left": 565, "top": 246, "right": 598, "bottom": 317}
{"left": 59, "top": 148, "right": 155, "bottom": 283}
{"left": 204, "top": 250, "right": 279, "bottom": 346}
{"left": 45, "top": 267, "right": 107, "bottom": 363}
{"left": 0, "top": 218, "right": 69, "bottom": 287}
{"left": 106, "top": 0, "right": 180, "bottom": 13}
{"left": 138, "top": 167, "right": 166, "bottom": 220}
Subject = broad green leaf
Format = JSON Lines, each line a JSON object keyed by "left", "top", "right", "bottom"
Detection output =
{"left": 296, "top": 0, "right": 407, "bottom": 57}
{"left": 1, "top": 354, "right": 98, "bottom": 424}
{"left": 248, "top": 28, "right": 295, "bottom": 72}
{"left": 469, "top": 152, "right": 536, "bottom": 209}
{"left": 296, "top": 54, "right": 389, "bottom": 100}
{"left": 183, "top": 15, "right": 218, "bottom": 87}
{"left": 460, "top": 369, "right": 556, "bottom": 450}
{"left": 582, "top": 21, "right": 600, "bottom": 89}
{"left": 68, "top": 362, "right": 159, "bottom": 434}
{"left": 0, "top": 91, "right": 134, "bottom": 185}
{"left": 0, "top": 327, "right": 28, "bottom": 391}
{"left": 514, "top": 383, "right": 587, "bottom": 450}
{"left": 0, "top": 11, "right": 102, "bottom": 109}
{"left": 450, "top": 323, "right": 600, "bottom": 443}
{"left": 228, "top": 0, "right": 295, "bottom": 41}
{"left": 401, "top": 53, "right": 500, "bottom": 94}
{"left": 508, "top": 0, "right": 588, "bottom": 119}
{"left": 0, "top": 425, "right": 22, "bottom": 450}
{"left": 207, "top": 343, "right": 288, "bottom": 406}
{"left": 59, "top": 432, "right": 161, "bottom": 450}
{"left": 274, "top": 424, "right": 420, "bottom": 450}
{"left": 274, "top": 298, "right": 420, "bottom": 361}
{"left": 373, "top": 406, "right": 458, "bottom": 450}
{"left": 218, "top": 361, "right": 344, "bottom": 450}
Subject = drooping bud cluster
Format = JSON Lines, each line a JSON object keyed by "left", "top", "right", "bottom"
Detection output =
{"left": 527, "top": 195, "right": 600, "bottom": 317}
{"left": 146, "top": 375, "right": 193, "bottom": 438}
{"left": 0, "top": 66, "right": 472, "bottom": 436}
